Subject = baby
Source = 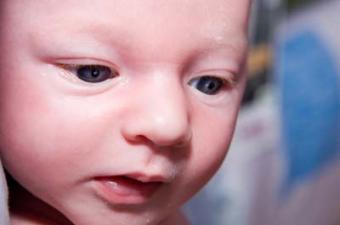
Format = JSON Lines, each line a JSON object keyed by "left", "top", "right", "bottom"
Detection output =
{"left": 0, "top": 1, "right": 250, "bottom": 225}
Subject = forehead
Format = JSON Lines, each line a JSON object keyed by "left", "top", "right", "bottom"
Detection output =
{"left": 1, "top": 0, "right": 249, "bottom": 37}
{"left": 1, "top": 0, "right": 249, "bottom": 63}
{"left": 2, "top": 0, "right": 249, "bottom": 22}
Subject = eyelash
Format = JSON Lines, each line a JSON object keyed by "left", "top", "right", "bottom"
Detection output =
{"left": 59, "top": 64, "right": 119, "bottom": 83}
{"left": 188, "top": 75, "right": 234, "bottom": 95}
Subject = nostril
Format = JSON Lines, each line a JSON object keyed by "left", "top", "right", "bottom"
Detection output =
{"left": 124, "top": 134, "right": 154, "bottom": 146}
{"left": 172, "top": 129, "right": 192, "bottom": 148}
{"left": 146, "top": 136, "right": 189, "bottom": 148}
{"left": 152, "top": 127, "right": 192, "bottom": 149}
{"left": 126, "top": 129, "right": 192, "bottom": 149}
{"left": 134, "top": 135, "right": 152, "bottom": 144}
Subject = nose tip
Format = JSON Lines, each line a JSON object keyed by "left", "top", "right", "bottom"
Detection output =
{"left": 122, "top": 112, "right": 192, "bottom": 148}
{"left": 148, "top": 114, "right": 192, "bottom": 147}
{"left": 120, "top": 72, "right": 192, "bottom": 149}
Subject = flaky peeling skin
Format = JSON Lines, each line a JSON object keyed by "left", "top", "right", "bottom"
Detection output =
{"left": 0, "top": 0, "right": 251, "bottom": 225}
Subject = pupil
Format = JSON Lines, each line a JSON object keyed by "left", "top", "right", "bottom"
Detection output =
{"left": 196, "top": 77, "right": 222, "bottom": 95}
{"left": 76, "top": 65, "right": 113, "bottom": 83}
{"left": 207, "top": 82, "right": 216, "bottom": 90}
{"left": 91, "top": 68, "right": 100, "bottom": 77}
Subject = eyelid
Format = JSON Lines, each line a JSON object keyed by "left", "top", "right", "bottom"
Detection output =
{"left": 185, "top": 70, "right": 241, "bottom": 106}
{"left": 53, "top": 57, "right": 120, "bottom": 72}
{"left": 57, "top": 63, "right": 118, "bottom": 77}
{"left": 188, "top": 76, "right": 231, "bottom": 96}
{"left": 191, "top": 70, "right": 238, "bottom": 87}
{"left": 51, "top": 61, "right": 120, "bottom": 91}
{"left": 57, "top": 61, "right": 118, "bottom": 71}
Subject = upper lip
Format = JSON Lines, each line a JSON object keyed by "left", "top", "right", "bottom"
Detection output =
{"left": 95, "top": 171, "right": 174, "bottom": 184}
{"left": 124, "top": 172, "right": 170, "bottom": 183}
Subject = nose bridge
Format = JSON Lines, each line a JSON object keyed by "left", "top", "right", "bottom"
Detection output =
{"left": 122, "top": 72, "right": 191, "bottom": 147}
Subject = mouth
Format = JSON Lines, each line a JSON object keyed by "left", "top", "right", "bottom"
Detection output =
{"left": 94, "top": 174, "right": 165, "bottom": 205}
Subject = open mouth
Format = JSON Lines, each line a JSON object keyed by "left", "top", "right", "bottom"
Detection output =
{"left": 94, "top": 175, "right": 164, "bottom": 204}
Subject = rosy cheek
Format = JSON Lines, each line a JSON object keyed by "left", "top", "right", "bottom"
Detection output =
{"left": 0, "top": 72, "right": 78, "bottom": 173}
{"left": 0, "top": 77, "right": 46, "bottom": 146}
{"left": 178, "top": 105, "right": 235, "bottom": 196}
{"left": 187, "top": 77, "right": 244, "bottom": 179}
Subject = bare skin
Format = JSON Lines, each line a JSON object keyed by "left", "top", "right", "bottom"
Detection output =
{"left": 0, "top": 1, "right": 250, "bottom": 224}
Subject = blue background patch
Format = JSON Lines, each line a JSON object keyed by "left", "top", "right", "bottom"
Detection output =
{"left": 276, "top": 30, "right": 340, "bottom": 192}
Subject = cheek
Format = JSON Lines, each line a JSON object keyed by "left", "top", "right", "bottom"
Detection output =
{"left": 190, "top": 111, "right": 236, "bottom": 182}
{"left": 0, "top": 75, "right": 108, "bottom": 189}
{"left": 174, "top": 111, "right": 236, "bottom": 205}
{"left": 180, "top": 86, "right": 244, "bottom": 198}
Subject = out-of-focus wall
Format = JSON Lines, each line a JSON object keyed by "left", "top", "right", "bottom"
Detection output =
{"left": 185, "top": 1, "right": 340, "bottom": 225}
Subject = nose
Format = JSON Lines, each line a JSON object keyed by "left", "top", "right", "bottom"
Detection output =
{"left": 121, "top": 74, "right": 192, "bottom": 148}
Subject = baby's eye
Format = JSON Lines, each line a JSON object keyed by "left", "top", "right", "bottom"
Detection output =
{"left": 188, "top": 76, "right": 225, "bottom": 95}
{"left": 62, "top": 64, "right": 118, "bottom": 83}
{"left": 76, "top": 65, "right": 118, "bottom": 83}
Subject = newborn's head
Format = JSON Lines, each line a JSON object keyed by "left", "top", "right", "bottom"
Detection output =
{"left": 0, "top": 1, "right": 250, "bottom": 225}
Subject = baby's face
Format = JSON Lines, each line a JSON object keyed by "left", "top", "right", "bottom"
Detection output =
{"left": 0, "top": 1, "right": 249, "bottom": 225}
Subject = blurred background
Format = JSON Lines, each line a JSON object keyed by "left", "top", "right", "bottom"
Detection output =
{"left": 184, "top": 0, "right": 340, "bottom": 224}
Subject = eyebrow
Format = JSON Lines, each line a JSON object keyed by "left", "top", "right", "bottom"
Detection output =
{"left": 75, "top": 22, "right": 248, "bottom": 57}
{"left": 31, "top": 20, "right": 248, "bottom": 73}
{"left": 75, "top": 24, "right": 134, "bottom": 53}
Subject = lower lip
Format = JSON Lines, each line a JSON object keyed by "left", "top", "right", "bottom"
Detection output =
{"left": 94, "top": 176, "right": 162, "bottom": 204}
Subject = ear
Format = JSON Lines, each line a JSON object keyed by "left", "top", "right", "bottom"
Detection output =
{"left": 0, "top": 160, "right": 9, "bottom": 225}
